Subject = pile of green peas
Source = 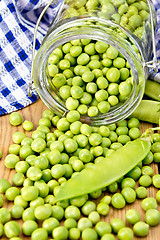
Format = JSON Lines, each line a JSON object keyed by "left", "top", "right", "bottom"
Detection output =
{"left": 48, "top": 39, "right": 134, "bottom": 118}
{"left": 0, "top": 110, "right": 159, "bottom": 239}
{"left": 64, "top": 0, "right": 150, "bottom": 39}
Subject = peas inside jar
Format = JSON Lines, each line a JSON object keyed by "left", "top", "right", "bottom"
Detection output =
{"left": 47, "top": 39, "right": 133, "bottom": 119}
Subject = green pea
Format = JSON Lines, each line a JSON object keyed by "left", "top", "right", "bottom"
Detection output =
{"left": 138, "top": 175, "right": 152, "bottom": 187}
{"left": 21, "top": 186, "right": 39, "bottom": 201}
{"left": 82, "top": 228, "right": 98, "bottom": 240}
{"left": 10, "top": 205, "right": 24, "bottom": 219}
{"left": 34, "top": 205, "right": 51, "bottom": 220}
{"left": 30, "top": 197, "right": 44, "bottom": 208}
{"left": 12, "top": 172, "right": 25, "bottom": 186}
{"left": 141, "top": 197, "right": 157, "bottom": 211}
{"left": 21, "top": 137, "right": 33, "bottom": 147}
{"left": 34, "top": 182, "right": 49, "bottom": 198}
{"left": 50, "top": 140, "right": 64, "bottom": 152}
{"left": 64, "top": 218, "right": 77, "bottom": 229}
{"left": 31, "top": 228, "right": 48, "bottom": 240}
{"left": 81, "top": 201, "right": 96, "bottom": 216}
{"left": 136, "top": 186, "right": 148, "bottom": 199}
{"left": 111, "top": 193, "right": 126, "bottom": 209}
{"left": 42, "top": 109, "right": 54, "bottom": 120}
{"left": 65, "top": 205, "right": 81, "bottom": 220}
{"left": 19, "top": 145, "right": 34, "bottom": 159}
{"left": 88, "top": 59, "right": 101, "bottom": 70}
{"left": 77, "top": 217, "right": 92, "bottom": 231}
{"left": 117, "top": 227, "right": 134, "bottom": 240}
{"left": 77, "top": 53, "right": 90, "bottom": 65}
{"left": 23, "top": 120, "right": 34, "bottom": 131}
{"left": 133, "top": 221, "right": 149, "bottom": 237}
{"left": 84, "top": 43, "right": 96, "bottom": 55}
{"left": 100, "top": 195, "right": 112, "bottom": 205}
{"left": 9, "top": 144, "right": 21, "bottom": 155}
{"left": 96, "top": 202, "right": 110, "bottom": 216}
{"left": 153, "top": 152, "right": 160, "bottom": 163}
{"left": 52, "top": 226, "right": 68, "bottom": 240}
{"left": 66, "top": 97, "right": 79, "bottom": 110}
{"left": 125, "top": 209, "right": 140, "bottom": 225}
{"left": 106, "top": 67, "right": 120, "bottom": 83}
{"left": 64, "top": 138, "right": 78, "bottom": 153}
{"left": 14, "top": 195, "right": 28, "bottom": 209}
{"left": 95, "top": 221, "right": 112, "bottom": 237}
{"left": 121, "top": 187, "right": 136, "bottom": 203}
{"left": 89, "top": 133, "right": 102, "bottom": 146}
{"left": 34, "top": 156, "right": 49, "bottom": 170}
{"left": 22, "top": 207, "right": 36, "bottom": 221}
{"left": 126, "top": 166, "right": 141, "bottom": 180}
{"left": 141, "top": 166, "right": 154, "bottom": 177}
{"left": 108, "top": 181, "right": 118, "bottom": 193}
{"left": 12, "top": 132, "right": 26, "bottom": 144}
{"left": 118, "top": 135, "right": 131, "bottom": 144}
{"left": 106, "top": 46, "right": 118, "bottom": 59}
{"left": 68, "top": 227, "right": 80, "bottom": 240}
{"left": 110, "top": 218, "right": 125, "bottom": 234}
{"left": 22, "top": 220, "right": 38, "bottom": 236}
{"left": 48, "top": 53, "right": 60, "bottom": 64}
{"left": 42, "top": 217, "right": 60, "bottom": 234}
{"left": 98, "top": 101, "right": 110, "bottom": 113}
{"left": 15, "top": 161, "right": 29, "bottom": 174}
{"left": 120, "top": 68, "right": 130, "bottom": 80}
{"left": 88, "top": 211, "right": 100, "bottom": 225}
{"left": 109, "top": 131, "right": 117, "bottom": 143}
{"left": 32, "top": 130, "right": 45, "bottom": 140}
{"left": 145, "top": 209, "right": 160, "bottom": 227}
{"left": 70, "top": 194, "right": 88, "bottom": 207}
{"left": 59, "top": 59, "right": 70, "bottom": 70}
{"left": 151, "top": 142, "right": 160, "bottom": 153}
{"left": 0, "top": 178, "right": 11, "bottom": 193}
{"left": 31, "top": 138, "right": 46, "bottom": 153}
{"left": 51, "top": 205, "right": 64, "bottom": 220}
{"left": 26, "top": 166, "right": 42, "bottom": 181}
{"left": 9, "top": 112, "right": 22, "bottom": 126}
{"left": 70, "top": 45, "right": 82, "bottom": 57}
{"left": 0, "top": 208, "right": 11, "bottom": 224}
{"left": 101, "top": 233, "right": 116, "bottom": 240}
{"left": 4, "top": 221, "right": 20, "bottom": 238}
{"left": 128, "top": 127, "right": 141, "bottom": 139}
{"left": 52, "top": 73, "right": 66, "bottom": 89}
{"left": 127, "top": 118, "right": 140, "bottom": 128}
{"left": 5, "top": 154, "right": 20, "bottom": 169}
{"left": 142, "top": 151, "right": 153, "bottom": 165}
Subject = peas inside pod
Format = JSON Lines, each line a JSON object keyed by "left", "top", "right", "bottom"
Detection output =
{"left": 47, "top": 39, "right": 133, "bottom": 118}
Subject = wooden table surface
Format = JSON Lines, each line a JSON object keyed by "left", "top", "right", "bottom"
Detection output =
{"left": 0, "top": 98, "right": 160, "bottom": 239}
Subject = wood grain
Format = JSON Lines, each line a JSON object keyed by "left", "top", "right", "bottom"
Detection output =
{"left": 0, "top": 98, "right": 160, "bottom": 239}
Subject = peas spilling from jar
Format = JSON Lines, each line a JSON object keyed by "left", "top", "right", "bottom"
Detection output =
{"left": 47, "top": 39, "right": 133, "bottom": 117}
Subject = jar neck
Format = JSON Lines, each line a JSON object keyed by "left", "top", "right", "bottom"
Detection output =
{"left": 33, "top": 17, "right": 147, "bottom": 125}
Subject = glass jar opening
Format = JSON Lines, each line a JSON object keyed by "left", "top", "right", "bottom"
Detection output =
{"left": 33, "top": 17, "right": 147, "bottom": 125}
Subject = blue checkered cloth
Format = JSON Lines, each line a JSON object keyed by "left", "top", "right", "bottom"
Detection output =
{"left": 0, "top": 0, "right": 160, "bottom": 115}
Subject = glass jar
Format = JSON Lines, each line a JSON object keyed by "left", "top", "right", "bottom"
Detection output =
{"left": 31, "top": 0, "right": 157, "bottom": 126}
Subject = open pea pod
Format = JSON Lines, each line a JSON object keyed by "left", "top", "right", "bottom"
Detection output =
{"left": 54, "top": 139, "right": 151, "bottom": 203}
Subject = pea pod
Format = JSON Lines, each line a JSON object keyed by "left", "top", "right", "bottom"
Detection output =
{"left": 53, "top": 139, "right": 151, "bottom": 203}
{"left": 145, "top": 80, "right": 160, "bottom": 101}
{"left": 131, "top": 100, "right": 160, "bottom": 124}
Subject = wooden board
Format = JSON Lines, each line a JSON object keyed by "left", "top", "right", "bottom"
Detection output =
{"left": 0, "top": 98, "right": 160, "bottom": 239}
